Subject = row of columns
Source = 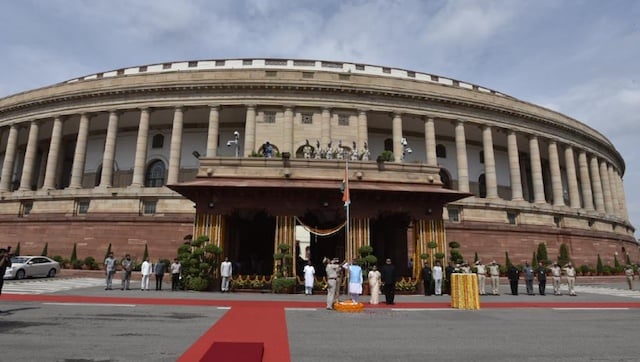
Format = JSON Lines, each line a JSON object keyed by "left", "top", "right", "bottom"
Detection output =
{"left": 0, "top": 106, "right": 629, "bottom": 221}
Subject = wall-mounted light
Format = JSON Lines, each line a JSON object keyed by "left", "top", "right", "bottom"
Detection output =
{"left": 192, "top": 151, "right": 201, "bottom": 159}
{"left": 355, "top": 171, "right": 363, "bottom": 180}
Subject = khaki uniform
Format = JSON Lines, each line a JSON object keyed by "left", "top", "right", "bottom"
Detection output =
{"left": 563, "top": 265, "right": 576, "bottom": 296}
{"left": 476, "top": 264, "right": 487, "bottom": 295}
{"left": 325, "top": 262, "right": 340, "bottom": 309}
{"left": 625, "top": 267, "right": 634, "bottom": 290}
{"left": 550, "top": 265, "right": 562, "bottom": 295}
{"left": 488, "top": 263, "right": 500, "bottom": 295}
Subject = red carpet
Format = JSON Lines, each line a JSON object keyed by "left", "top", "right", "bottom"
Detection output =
{"left": 178, "top": 306, "right": 290, "bottom": 362}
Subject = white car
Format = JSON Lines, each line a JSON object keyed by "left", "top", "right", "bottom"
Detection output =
{"left": 3, "top": 256, "right": 61, "bottom": 280}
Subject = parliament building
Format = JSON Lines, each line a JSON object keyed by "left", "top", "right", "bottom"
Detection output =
{"left": 0, "top": 58, "right": 636, "bottom": 276}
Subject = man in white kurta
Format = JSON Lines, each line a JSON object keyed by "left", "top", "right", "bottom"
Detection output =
{"left": 343, "top": 259, "right": 363, "bottom": 303}
{"left": 220, "top": 257, "right": 233, "bottom": 292}
{"left": 303, "top": 261, "right": 315, "bottom": 295}
{"left": 432, "top": 261, "right": 443, "bottom": 296}
{"left": 140, "top": 258, "right": 152, "bottom": 291}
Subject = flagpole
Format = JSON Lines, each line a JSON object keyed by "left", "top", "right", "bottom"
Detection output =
{"left": 345, "top": 158, "right": 350, "bottom": 261}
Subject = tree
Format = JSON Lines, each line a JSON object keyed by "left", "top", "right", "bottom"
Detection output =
{"left": 505, "top": 251, "right": 512, "bottom": 269}
{"left": 14, "top": 242, "right": 21, "bottom": 256}
{"left": 558, "top": 243, "right": 570, "bottom": 266}
{"left": 531, "top": 251, "right": 538, "bottom": 267}
{"left": 536, "top": 243, "right": 548, "bottom": 264}
{"left": 41, "top": 242, "right": 49, "bottom": 256}
{"left": 104, "top": 243, "right": 112, "bottom": 261}
{"left": 449, "top": 241, "right": 463, "bottom": 264}
{"left": 178, "top": 235, "right": 223, "bottom": 291}
{"left": 143, "top": 243, "right": 149, "bottom": 261}
{"left": 70, "top": 243, "right": 78, "bottom": 263}
{"left": 596, "top": 254, "right": 604, "bottom": 275}
{"left": 614, "top": 253, "right": 621, "bottom": 269}
{"left": 474, "top": 251, "right": 479, "bottom": 263}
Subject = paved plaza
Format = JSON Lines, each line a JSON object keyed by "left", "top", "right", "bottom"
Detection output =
{"left": 1, "top": 278, "right": 640, "bottom": 361}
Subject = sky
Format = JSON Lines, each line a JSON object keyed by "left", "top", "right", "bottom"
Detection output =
{"left": 0, "top": 0, "right": 638, "bottom": 237}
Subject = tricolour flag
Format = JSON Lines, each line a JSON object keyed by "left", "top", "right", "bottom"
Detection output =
{"left": 341, "top": 164, "right": 350, "bottom": 207}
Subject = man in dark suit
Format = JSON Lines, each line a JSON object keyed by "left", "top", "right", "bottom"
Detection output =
{"left": 445, "top": 262, "right": 455, "bottom": 295}
{"left": 536, "top": 262, "right": 547, "bottom": 295}
{"left": 381, "top": 258, "right": 397, "bottom": 305}
{"left": 508, "top": 264, "right": 521, "bottom": 295}
{"left": 421, "top": 262, "right": 432, "bottom": 296}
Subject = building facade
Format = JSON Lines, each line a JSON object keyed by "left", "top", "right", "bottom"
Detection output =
{"left": 0, "top": 58, "right": 636, "bottom": 273}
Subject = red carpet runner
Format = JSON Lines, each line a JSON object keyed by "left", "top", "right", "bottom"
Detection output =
{"left": 179, "top": 306, "right": 290, "bottom": 362}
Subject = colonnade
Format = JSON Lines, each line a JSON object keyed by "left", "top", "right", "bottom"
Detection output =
{"left": 0, "top": 104, "right": 629, "bottom": 221}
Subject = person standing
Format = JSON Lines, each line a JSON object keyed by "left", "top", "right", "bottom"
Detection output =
{"left": 120, "top": 254, "right": 133, "bottom": 290}
{"left": 444, "top": 262, "right": 455, "bottom": 295}
{"left": 171, "top": 258, "right": 181, "bottom": 291}
{"left": 507, "top": 264, "right": 520, "bottom": 295}
{"left": 368, "top": 265, "right": 382, "bottom": 304}
{"left": 536, "top": 262, "right": 547, "bottom": 295}
{"left": 154, "top": 259, "right": 166, "bottom": 291}
{"left": 489, "top": 261, "right": 500, "bottom": 295}
{"left": 343, "top": 258, "right": 363, "bottom": 303}
{"left": 0, "top": 248, "right": 12, "bottom": 300}
{"left": 381, "top": 258, "right": 397, "bottom": 305}
{"left": 433, "top": 261, "right": 443, "bottom": 296}
{"left": 475, "top": 260, "right": 487, "bottom": 295}
{"left": 550, "top": 262, "right": 562, "bottom": 295}
{"left": 325, "top": 258, "right": 340, "bottom": 310}
{"left": 625, "top": 265, "right": 634, "bottom": 290}
{"left": 421, "top": 262, "right": 432, "bottom": 296}
{"left": 523, "top": 262, "right": 534, "bottom": 295}
{"left": 220, "top": 257, "right": 232, "bottom": 292}
{"left": 303, "top": 260, "right": 315, "bottom": 295}
{"left": 563, "top": 263, "right": 577, "bottom": 296}
{"left": 140, "top": 257, "right": 152, "bottom": 291}
{"left": 104, "top": 252, "right": 116, "bottom": 290}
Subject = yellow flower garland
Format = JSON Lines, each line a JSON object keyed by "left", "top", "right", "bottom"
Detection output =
{"left": 333, "top": 300, "right": 365, "bottom": 312}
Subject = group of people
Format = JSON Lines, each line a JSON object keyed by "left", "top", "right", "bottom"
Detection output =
{"left": 323, "top": 257, "right": 398, "bottom": 310}
{"left": 103, "top": 253, "right": 182, "bottom": 292}
{"left": 419, "top": 259, "right": 580, "bottom": 297}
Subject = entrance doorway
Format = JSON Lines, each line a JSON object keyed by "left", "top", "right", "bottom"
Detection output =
{"left": 225, "top": 210, "right": 275, "bottom": 276}
{"left": 370, "top": 213, "right": 411, "bottom": 276}
{"left": 299, "top": 211, "right": 346, "bottom": 278}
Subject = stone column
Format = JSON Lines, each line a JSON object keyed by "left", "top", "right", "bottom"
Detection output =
{"left": 589, "top": 156, "right": 605, "bottom": 212}
{"left": 99, "top": 111, "right": 119, "bottom": 188}
{"left": 283, "top": 106, "right": 294, "bottom": 154}
{"left": 599, "top": 160, "right": 613, "bottom": 214}
{"left": 564, "top": 146, "right": 580, "bottom": 208}
{"left": 131, "top": 108, "right": 150, "bottom": 187}
{"left": 548, "top": 141, "right": 563, "bottom": 206}
{"left": 69, "top": 113, "right": 90, "bottom": 189}
{"left": 167, "top": 106, "right": 184, "bottom": 185}
{"left": 0, "top": 125, "right": 19, "bottom": 192}
{"left": 607, "top": 165, "right": 620, "bottom": 217}
{"left": 357, "top": 110, "right": 368, "bottom": 150}
{"left": 424, "top": 117, "right": 437, "bottom": 166}
{"left": 529, "top": 135, "right": 545, "bottom": 204}
{"left": 455, "top": 120, "right": 469, "bottom": 193}
{"left": 507, "top": 130, "right": 523, "bottom": 201}
{"left": 19, "top": 120, "right": 40, "bottom": 191}
{"left": 42, "top": 116, "right": 64, "bottom": 190}
{"left": 577, "top": 151, "right": 594, "bottom": 211}
{"left": 244, "top": 105, "right": 256, "bottom": 156}
{"left": 321, "top": 107, "right": 331, "bottom": 147}
{"left": 206, "top": 105, "right": 220, "bottom": 157}
{"left": 482, "top": 125, "right": 498, "bottom": 199}
{"left": 616, "top": 174, "right": 629, "bottom": 220}
{"left": 392, "top": 113, "right": 403, "bottom": 163}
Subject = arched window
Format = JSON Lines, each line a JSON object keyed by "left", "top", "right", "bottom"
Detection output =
{"left": 152, "top": 134, "right": 164, "bottom": 149}
{"left": 439, "top": 168, "right": 452, "bottom": 189}
{"left": 145, "top": 160, "right": 166, "bottom": 187}
{"left": 478, "top": 174, "right": 487, "bottom": 198}
{"left": 436, "top": 144, "right": 447, "bottom": 158}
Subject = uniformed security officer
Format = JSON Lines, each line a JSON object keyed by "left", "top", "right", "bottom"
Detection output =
{"left": 475, "top": 260, "right": 487, "bottom": 295}
{"left": 488, "top": 261, "right": 500, "bottom": 295}
{"left": 325, "top": 257, "right": 341, "bottom": 310}
{"left": 536, "top": 262, "right": 547, "bottom": 295}
{"left": 550, "top": 263, "right": 562, "bottom": 295}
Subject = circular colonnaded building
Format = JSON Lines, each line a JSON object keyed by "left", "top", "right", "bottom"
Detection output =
{"left": 0, "top": 58, "right": 636, "bottom": 277}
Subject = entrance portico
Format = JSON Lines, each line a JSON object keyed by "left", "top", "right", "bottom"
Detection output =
{"left": 169, "top": 157, "right": 469, "bottom": 278}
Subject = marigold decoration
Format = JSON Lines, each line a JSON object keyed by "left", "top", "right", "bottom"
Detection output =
{"left": 333, "top": 300, "right": 364, "bottom": 313}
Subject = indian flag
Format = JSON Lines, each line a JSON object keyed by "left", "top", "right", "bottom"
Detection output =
{"left": 341, "top": 163, "right": 350, "bottom": 207}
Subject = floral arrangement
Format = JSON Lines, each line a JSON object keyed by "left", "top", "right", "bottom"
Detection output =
{"left": 231, "top": 275, "right": 272, "bottom": 290}
{"left": 333, "top": 300, "right": 364, "bottom": 313}
{"left": 395, "top": 277, "right": 418, "bottom": 292}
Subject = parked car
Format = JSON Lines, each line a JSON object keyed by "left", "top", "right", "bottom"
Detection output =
{"left": 3, "top": 256, "right": 61, "bottom": 280}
